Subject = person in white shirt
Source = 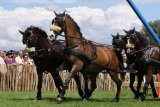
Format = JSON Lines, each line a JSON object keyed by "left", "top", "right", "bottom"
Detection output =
{"left": 0, "top": 50, "right": 7, "bottom": 74}
{"left": 15, "top": 51, "right": 24, "bottom": 65}
{"left": 14, "top": 51, "right": 24, "bottom": 75}
{"left": 0, "top": 50, "right": 5, "bottom": 64}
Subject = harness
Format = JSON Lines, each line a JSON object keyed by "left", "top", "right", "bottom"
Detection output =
{"left": 63, "top": 40, "right": 97, "bottom": 64}
{"left": 128, "top": 45, "right": 160, "bottom": 65}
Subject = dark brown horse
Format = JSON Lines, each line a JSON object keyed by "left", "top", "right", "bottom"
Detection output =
{"left": 19, "top": 26, "right": 84, "bottom": 101}
{"left": 114, "top": 28, "right": 159, "bottom": 101}
{"left": 111, "top": 32, "right": 158, "bottom": 100}
{"left": 50, "top": 11, "right": 122, "bottom": 102}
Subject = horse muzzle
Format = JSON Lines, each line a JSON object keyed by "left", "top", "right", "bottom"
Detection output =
{"left": 50, "top": 25, "right": 62, "bottom": 33}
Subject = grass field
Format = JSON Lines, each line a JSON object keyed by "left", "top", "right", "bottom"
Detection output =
{"left": 0, "top": 89, "right": 160, "bottom": 107}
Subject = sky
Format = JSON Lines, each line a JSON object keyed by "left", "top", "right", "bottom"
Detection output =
{"left": 0, "top": 0, "right": 160, "bottom": 51}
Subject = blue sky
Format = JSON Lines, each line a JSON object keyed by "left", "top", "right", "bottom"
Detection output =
{"left": 0, "top": 0, "right": 160, "bottom": 50}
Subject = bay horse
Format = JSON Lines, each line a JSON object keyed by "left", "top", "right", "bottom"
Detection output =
{"left": 50, "top": 11, "right": 122, "bottom": 102}
{"left": 114, "top": 28, "right": 159, "bottom": 101}
{"left": 19, "top": 26, "right": 84, "bottom": 101}
{"left": 111, "top": 32, "right": 158, "bottom": 100}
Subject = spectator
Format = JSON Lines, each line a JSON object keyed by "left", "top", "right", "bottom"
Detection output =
{"left": 15, "top": 50, "right": 24, "bottom": 65}
{"left": 22, "top": 54, "right": 34, "bottom": 65}
{"left": 14, "top": 51, "right": 24, "bottom": 75}
{"left": 0, "top": 50, "right": 7, "bottom": 74}
{"left": 4, "top": 51, "right": 15, "bottom": 64}
{"left": 1, "top": 51, "right": 6, "bottom": 59}
{"left": 0, "top": 50, "right": 5, "bottom": 64}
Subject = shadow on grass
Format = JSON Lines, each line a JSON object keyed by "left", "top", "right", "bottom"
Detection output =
{"left": 9, "top": 97, "right": 117, "bottom": 103}
{"left": 9, "top": 96, "right": 160, "bottom": 103}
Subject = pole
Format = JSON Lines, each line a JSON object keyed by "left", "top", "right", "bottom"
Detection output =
{"left": 126, "top": 0, "right": 160, "bottom": 44}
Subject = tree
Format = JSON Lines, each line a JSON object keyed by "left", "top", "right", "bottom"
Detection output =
{"left": 140, "top": 19, "right": 160, "bottom": 42}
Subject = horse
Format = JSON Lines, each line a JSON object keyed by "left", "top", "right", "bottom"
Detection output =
{"left": 111, "top": 32, "right": 158, "bottom": 100}
{"left": 19, "top": 26, "right": 84, "bottom": 101}
{"left": 111, "top": 33, "right": 128, "bottom": 81}
{"left": 114, "top": 28, "right": 159, "bottom": 101}
{"left": 50, "top": 11, "right": 122, "bottom": 102}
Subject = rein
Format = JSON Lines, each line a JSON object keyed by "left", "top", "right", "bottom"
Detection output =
{"left": 60, "top": 35, "right": 97, "bottom": 64}
{"left": 131, "top": 46, "right": 150, "bottom": 55}
{"left": 58, "top": 34, "right": 112, "bottom": 48}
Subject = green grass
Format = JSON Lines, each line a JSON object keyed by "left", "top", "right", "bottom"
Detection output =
{"left": 0, "top": 90, "right": 160, "bottom": 107}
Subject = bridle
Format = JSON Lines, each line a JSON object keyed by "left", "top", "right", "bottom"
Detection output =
{"left": 24, "top": 28, "right": 53, "bottom": 54}
{"left": 23, "top": 29, "right": 38, "bottom": 46}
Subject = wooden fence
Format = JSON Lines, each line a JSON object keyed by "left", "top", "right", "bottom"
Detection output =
{"left": 0, "top": 64, "right": 159, "bottom": 92}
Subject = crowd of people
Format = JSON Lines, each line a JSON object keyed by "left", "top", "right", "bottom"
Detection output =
{"left": 0, "top": 50, "right": 34, "bottom": 65}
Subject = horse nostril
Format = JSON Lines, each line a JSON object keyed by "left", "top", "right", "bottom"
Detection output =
{"left": 49, "top": 35, "right": 55, "bottom": 40}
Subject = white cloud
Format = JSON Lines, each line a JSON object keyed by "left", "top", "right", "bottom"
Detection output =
{"left": 0, "top": 4, "right": 142, "bottom": 50}
{"left": 67, "top": 5, "right": 142, "bottom": 44}
{"left": 0, "top": 6, "right": 55, "bottom": 50}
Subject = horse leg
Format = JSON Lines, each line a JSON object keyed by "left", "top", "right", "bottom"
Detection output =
{"left": 57, "top": 60, "right": 83, "bottom": 101}
{"left": 88, "top": 73, "right": 97, "bottom": 97}
{"left": 50, "top": 71, "right": 63, "bottom": 97}
{"left": 136, "top": 72, "right": 143, "bottom": 99}
{"left": 35, "top": 71, "right": 43, "bottom": 101}
{"left": 83, "top": 73, "right": 97, "bottom": 102}
{"left": 139, "top": 67, "right": 154, "bottom": 101}
{"left": 73, "top": 74, "right": 84, "bottom": 98}
{"left": 108, "top": 71, "right": 122, "bottom": 102}
{"left": 83, "top": 74, "right": 90, "bottom": 98}
{"left": 129, "top": 73, "right": 139, "bottom": 99}
{"left": 149, "top": 77, "right": 158, "bottom": 100}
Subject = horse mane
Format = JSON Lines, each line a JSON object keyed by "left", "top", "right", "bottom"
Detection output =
{"left": 65, "top": 14, "right": 83, "bottom": 38}
{"left": 28, "top": 26, "right": 48, "bottom": 38}
{"left": 135, "top": 31, "right": 149, "bottom": 45}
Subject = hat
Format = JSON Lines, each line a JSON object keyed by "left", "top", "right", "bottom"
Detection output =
{"left": 6, "top": 51, "right": 12, "bottom": 56}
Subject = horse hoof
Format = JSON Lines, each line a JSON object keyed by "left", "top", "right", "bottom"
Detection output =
{"left": 112, "top": 98, "right": 119, "bottom": 102}
{"left": 34, "top": 97, "right": 41, "bottom": 101}
{"left": 138, "top": 93, "right": 145, "bottom": 101}
{"left": 138, "top": 97, "right": 145, "bottom": 101}
{"left": 57, "top": 95, "right": 66, "bottom": 102}
{"left": 152, "top": 97, "right": 159, "bottom": 101}
{"left": 83, "top": 98, "right": 88, "bottom": 102}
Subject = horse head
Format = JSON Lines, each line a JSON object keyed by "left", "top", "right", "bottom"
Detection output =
{"left": 19, "top": 26, "right": 49, "bottom": 51}
{"left": 111, "top": 33, "right": 126, "bottom": 51}
{"left": 50, "top": 11, "right": 83, "bottom": 46}
{"left": 123, "top": 28, "right": 149, "bottom": 54}
{"left": 50, "top": 11, "right": 66, "bottom": 40}
{"left": 123, "top": 28, "right": 137, "bottom": 54}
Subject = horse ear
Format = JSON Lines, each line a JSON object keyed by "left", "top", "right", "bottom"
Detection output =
{"left": 53, "top": 11, "right": 58, "bottom": 16}
{"left": 123, "top": 29, "right": 128, "bottom": 34}
{"left": 132, "top": 27, "right": 135, "bottom": 33}
{"left": 111, "top": 34, "right": 115, "bottom": 38}
{"left": 19, "top": 30, "right": 24, "bottom": 36}
{"left": 62, "top": 10, "right": 66, "bottom": 15}
{"left": 117, "top": 33, "right": 119, "bottom": 36}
